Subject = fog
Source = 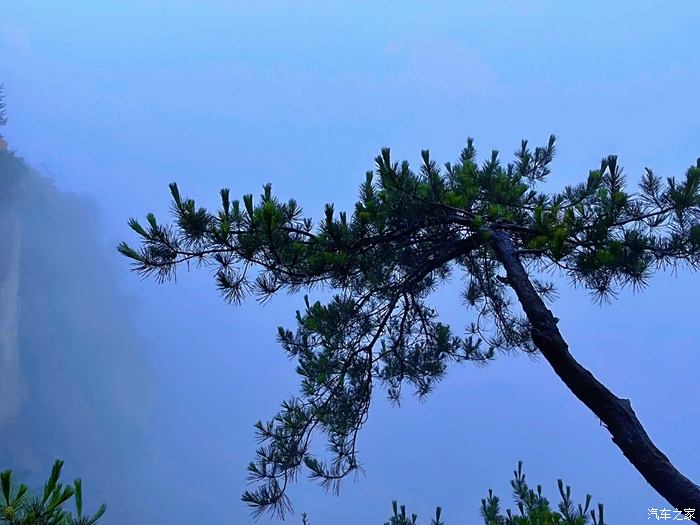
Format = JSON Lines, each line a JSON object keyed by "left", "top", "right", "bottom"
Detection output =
{"left": 1, "top": 2, "right": 700, "bottom": 524}
{"left": 0, "top": 156, "right": 154, "bottom": 522}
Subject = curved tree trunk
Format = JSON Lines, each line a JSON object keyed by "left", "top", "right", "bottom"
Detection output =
{"left": 489, "top": 228, "right": 700, "bottom": 521}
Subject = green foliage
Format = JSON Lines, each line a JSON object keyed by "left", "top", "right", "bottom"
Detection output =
{"left": 299, "top": 462, "right": 605, "bottom": 525}
{"left": 384, "top": 501, "right": 420, "bottom": 525}
{"left": 480, "top": 462, "right": 605, "bottom": 525}
{"left": 121, "top": 136, "right": 700, "bottom": 516}
{"left": 0, "top": 461, "right": 105, "bottom": 525}
{"left": 383, "top": 500, "right": 443, "bottom": 525}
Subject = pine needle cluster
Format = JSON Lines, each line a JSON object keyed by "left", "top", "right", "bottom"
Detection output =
{"left": 0, "top": 461, "right": 106, "bottom": 525}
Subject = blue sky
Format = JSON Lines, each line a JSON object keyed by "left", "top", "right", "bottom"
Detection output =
{"left": 1, "top": 1, "right": 699, "bottom": 523}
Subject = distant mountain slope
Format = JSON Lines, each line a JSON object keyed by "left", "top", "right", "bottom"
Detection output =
{"left": 0, "top": 148, "right": 153, "bottom": 521}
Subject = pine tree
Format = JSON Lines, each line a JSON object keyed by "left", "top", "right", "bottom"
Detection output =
{"left": 120, "top": 136, "right": 700, "bottom": 518}
{"left": 302, "top": 462, "right": 604, "bottom": 525}
{"left": 488, "top": 461, "right": 605, "bottom": 525}
{"left": 0, "top": 460, "right": 106, "bottom": 525}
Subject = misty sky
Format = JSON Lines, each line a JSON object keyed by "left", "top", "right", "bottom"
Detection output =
{"left": 1, "top": 2, "right": 700, "bottom": 523}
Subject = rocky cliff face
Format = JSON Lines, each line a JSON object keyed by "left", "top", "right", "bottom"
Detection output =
{"left": 0, "top": 207, "right": 21, "bottom": 425}
{"left": 0, "top": 151, "right": 24, "bottom": 426}
{"left": 0, "top": 150, "right": 153, "bottom": 519}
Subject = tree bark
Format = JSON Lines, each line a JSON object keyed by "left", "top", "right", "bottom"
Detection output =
{"left": 488, "top": 228, "right": 700, "bottom": 520}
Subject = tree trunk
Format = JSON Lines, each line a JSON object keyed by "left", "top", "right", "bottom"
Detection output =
{"left": 489, "top": 228, "right": 700, "bottom": 520}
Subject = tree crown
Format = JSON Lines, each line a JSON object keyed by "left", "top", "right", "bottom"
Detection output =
{"left": 120, "top": 136, "right": 700, "bottom": 516}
